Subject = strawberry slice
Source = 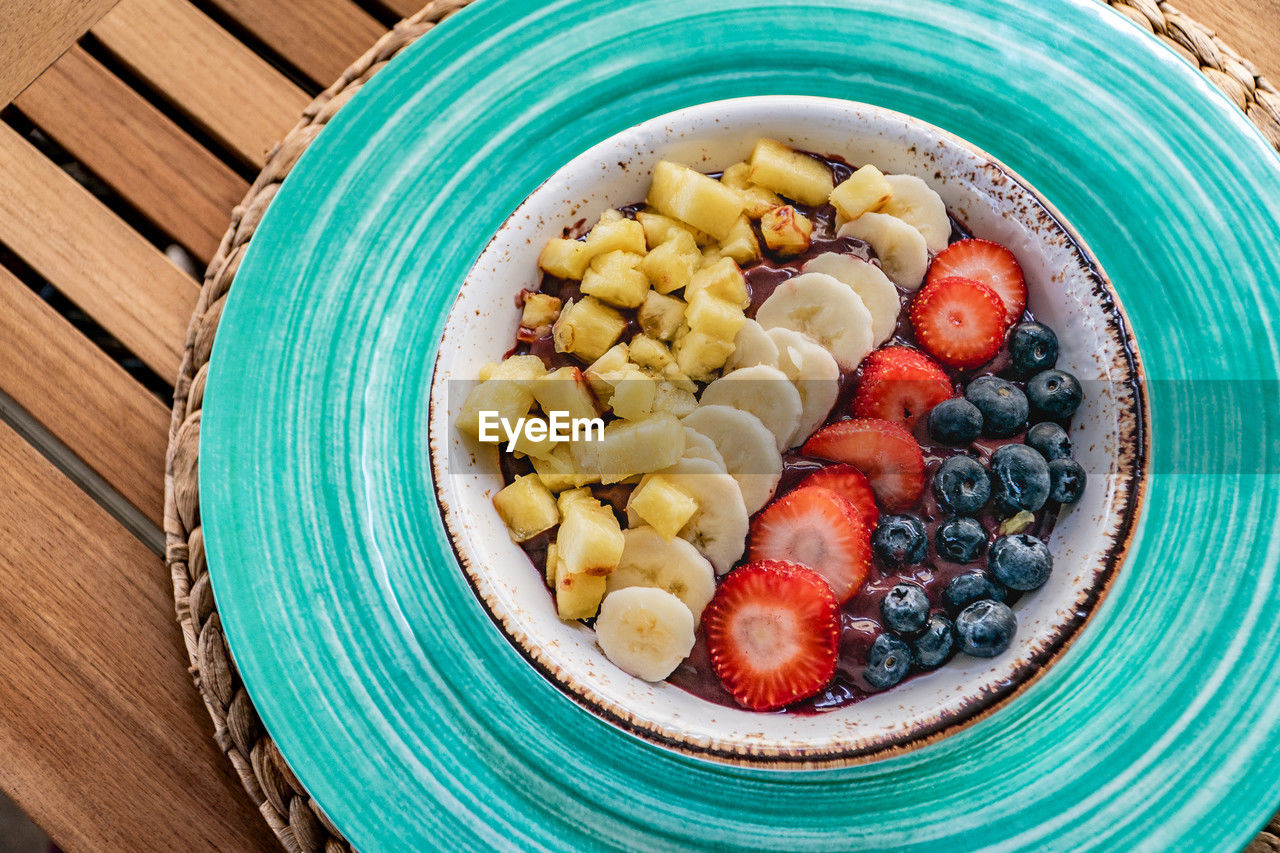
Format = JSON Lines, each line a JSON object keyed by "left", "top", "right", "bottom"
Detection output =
{"left": 802, "top": 418, "right": 926, "bottom": 511}
{"left": 927, "top": 238, "right": 1027, "bottom": 325}
{"left": 852, "top": 347, "right": 953, "bottom": 430}
{"left": 703, "top": 560, "right": 840, "bottom": 711}
{"left": 909, "top": 276, "right": 1005, "bottom": 370}
{"left": 797, "top": 464, "right": 879, "bottom": 531}
{"left": 747, "top": 486, "right": 871, "bottom": 602}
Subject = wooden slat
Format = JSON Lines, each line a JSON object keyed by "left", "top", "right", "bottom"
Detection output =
{"left": 0, "top": 122, "right": 198, "bottom": 380}
{"left": 13, "top": 46, "right": 248, "bottom": 263}
{"left": 0, "top": 266, "right": 169, "bottom": 525}
{"left": 207, "top": 0, "right": 386, "bottom": 88}
{"left": 0, "top": 419, "right": 278, "bottom": 851}
{"left": 92, "top": 0, "right": 311, "bottom": 168}
{"left": 0, "top": 0, "right": 120, "bottom": 107}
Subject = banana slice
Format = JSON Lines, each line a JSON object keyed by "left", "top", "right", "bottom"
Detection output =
{"left": 803, "top": 253, "right": 901, "bottom": 345}
{"left": 682, "top": 426, "right": 728, "bottom": 471}
{"left": 629, "top": 457, "right": 749, "bottom": 574}
{"left": 765, "top": 328, "right": 840, "bottom": 447}
{"left": 755, "top": 272, "right": 874, "bottom": 371}
{"left": 699, "top": 364, "right": 802, "bottom": 452}
{"left": 595, "top": 586, "right": 695, "bottom": 682}
{"left": 607, "top": 527, "right": 716, "bottom": 621}
{"left": 723, "top": 318, "right": 780, "bottom": 372}
{"left": 682, "top": 405, "right": 783, "bottom": 513}
{"left": 880, "top": 174, "right": 950, "bottom": 253}
{"left": 839, "top": 213, "right": 928, "bottom": 291}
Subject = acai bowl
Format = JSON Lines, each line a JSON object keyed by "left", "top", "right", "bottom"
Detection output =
{"left": 429, "top": 96, "right": 1147, "bottom": 765}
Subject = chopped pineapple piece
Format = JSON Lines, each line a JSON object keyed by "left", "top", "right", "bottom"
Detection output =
{"left": 653, "top": 379, "right": 698, "bottom": 417}
{"left": 554, "top": 559, "right": 607, "bottom": 620}
{"left": 638, "top": 230, "right": 700, "bottom": 295}
{"left": 457, "top": 355, "right": 546, "bottom": 439}
{"left": 552, "top": 297, "right": 627, "bottom": 363}
{"left": 556, "top": 492, "right": 625, "bottom": 577}
{"left": 538, "top": 238, "right": 592, "bottom": 279}
{"left": 627, "top": 475, "right": 698, "bottom": 541}
{"left": 570, "top": 413, "right": 686, "bottom": 483}
{"left": 544, "top": 541, "right": 559, "bottom": 587}
{"left": 685, "top": 291, "right": 746, "bottom": 341}
{"left": 532, "top": 366, "right": 599, "bottom": 421}
{"left": 674, "top": 329, "right": 735, "bottom": 381}
{"left": 520, "top": 292, "right": 562, "bottom": 330}
{"left": 685, "top": 257, "right": 749, "bottom": 309}
{"left": 508, "top": 417, "right": 561, "bottom": 460}
{"left": 999, "top": 510, "right": 1037, "bottom": 535}
{"left": 580, "top": 250, "right": 649, "bottom": 308}
{"left": 531, "top": 444, "right": 600, "bottom": 492}
{"left": 557, "top": 486, "right": 599, "bottom": 515}
{"left": 647, "top": 160, "right": 745, "bottom": 241}
{"left": 584, "top": 343, "right": 629, "bottom": 398}
{"left": 637, "top": 290, "right": 686, "bottom": 341}
{"left": 628, "top": 334, "right": 676, "bottom": 373}
{"left": 493, "top": 474, "right": 560, "bottom": 542}
{"left": 747, "top": 138, "right": 834, "bottom": 206}
{"left": 830, "top": 164, "right": 893, "bottom": 221}
{"left": 584, "top": 212, "right": 647, "bottom": 256}
{"left": 720, "top": 162, "right": 784, "bottom": 219}
{"left": 719, "top": 161, "right": 753, "bottom": 190}
{"left": 608, "top": 370, "right": 658, "bottom": 420}
{"left": 761, "top": 205, "right": 813, "bottom": 256}
{"left": 717, "top": 215, "right": 761, "bottom": 264}
{"left": 635, "top": 210, "right": 710, "bottom": 248}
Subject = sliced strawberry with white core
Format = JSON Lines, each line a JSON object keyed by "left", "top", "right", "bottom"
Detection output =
{"left": 703, "top": 560, "right": 840, "bottom": 711}
{"left": 927, "top": 238, "right": 1027, "bottom": 326}
{"left": 852, "top": 346, "right": 953, "bottom": 430}
{"left": 802, "top": 418, "right": 926, "bottom": 511}
{"left": 909, "top": 276, "right": 1006, "bottom": 370}
{"left": 797, "top": 464, "right": 879, "bottom": 531}
{"left": 747, "top": 486, "right": 871, "bottom": 602}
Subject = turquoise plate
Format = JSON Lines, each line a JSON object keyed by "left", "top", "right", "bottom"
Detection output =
{"left": 202, "top": 0, "right": 1280, "bottom": 848}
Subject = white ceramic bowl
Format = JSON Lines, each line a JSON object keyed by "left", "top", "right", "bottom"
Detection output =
{"left": 429, "top": 96, "right": 1146, "bottom": 766}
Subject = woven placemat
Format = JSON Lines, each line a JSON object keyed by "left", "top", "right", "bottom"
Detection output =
{"left": 162, "top": 2, "right": 1280, "bottom": 850}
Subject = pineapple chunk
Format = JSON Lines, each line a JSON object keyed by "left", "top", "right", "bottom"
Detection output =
{"left": 608, "top": 370, "right": 658, "bottom": 420}
{"left": 554, "top": 558, "right": 607, "bottom": 620}
{"left": 557, "top": 486, "right": 600, "bottom": 515}
{"left": 720, "top": 162, "right": 784, "bottom": 219}
{"left": 719, "top": 161, "right": 753, "bottom": 190}
{"left": 628, "top": 334, "right": 676, "bottom": 372}
{"left": 544, "top": 541, "right": 559, "bottom": 587}
{"left": 580, "top": 250, "right": 649, "bottom": 309}
{"left": 538, "top": 238, "right": 592, "bottom": 279}
{"left": 761, "top": 205, "right": 813, "bottom": 256}
{"left": 647, "top": 160, "right": 745, "bottom": 241}
{"left": 635, "top": 210, "right": 710, "bottom": 248}
{"left": 717, "top": 215, "right": 761, "bottom": 264}
{"left": 520, "top": 292, "right": 562, "bottom": 330}
{"left": 639, "top": 230, "right": 700, "bottom": 295}
{"left": 674, "top": 329, "right": 735, "bottom": 381}
{"left": 584, "top": 343, "right": 629, "bottom": 398}
{"left": 747, "top": 138, "right": 834, "bottom": 206}
{"left": 493, "top": 474, "right": 560, "bottom": 542}
{"left": 584, "top": 212, "right": 647, "bottom": 256}
{"left": 627, "top": 475, "right": 698, "bottom": 541}
{"left": 637, "top": 290, "right": 686, "bottom": 341}
{"left": 531, "top": 444, "right": 600, "bottom": 492}
{"left": 533, "top": 366, "right": 599, "bottom": 421}
{"left": 556, "top": 492, "right": 625, "bottom": 577}
{"left": 570, "top": 413, "right": 686, "bottom": 483}
{"left": 457, "top": 355, "right": 546, "bottom": 439}
{"left": 685, "top": 257, "right": 749, "bottom": 309}
{"left": 508, "top": 417, "right": 561, "bottom": 460}
{"left": 653, "top": 379, "right": 698, "bottom": 417}
{"left": 830, "top": 164, "right": 893, "bottom": 221}
{"left": 685, "top": 291, "right": 746, "bottom": 341}
{"left": 552, "top": 297, "right": 627, "bottom": 363}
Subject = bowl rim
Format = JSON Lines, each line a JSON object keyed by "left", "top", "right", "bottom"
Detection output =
{"left": 428, "top": 95, "right": 1150, "bottom": 768}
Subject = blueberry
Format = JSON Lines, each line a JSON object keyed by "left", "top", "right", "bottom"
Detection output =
{"left": 955, "top": 600, "right": 1017, "bottom": 657}
{"left": 932, "top": 455, "right": 991, "bottom": 515}
{"left": 1026, "top": 369, "right": 1082, "bottom": 419}
{"left": 935, "top": 516, "right": 988, "bottom": 563}
{"left": 1008, "top": 322, "right": 1059, "bottom": 377}
{"left": 989, "top": 444, "right": 1051, "bottom": 513}
{"left": 911, "top": 615, "right": 956, "bottom": 669}
{"left": 988, "top": 533, "right": 1053, "bottom": 591}
{"left": 965, "top": 375, "right": 1029, "bottom": 437}
{"left": 1048, "top": 457, "right": 1087, "bottom": 503}
{"left": 928, "top": 398, "right": 983, "bottom": 445}
{"left": 864, "top": 633, "right": 912, "bottom": 689}
{"left": 1026, "top": 421, "right": 1072, "bottom": 461}
{"left": 942, "top": 572, "right": 1007, "bottom": 615}
{"left": 872, "top": 515, "right": 928, "bottom": 565}
{"left": 881, "top": 583, "right": 930, "bottom": 634}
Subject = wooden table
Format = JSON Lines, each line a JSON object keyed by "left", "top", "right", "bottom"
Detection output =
{"left": 0, "top": 1, "right": 1275, "bottom": 849}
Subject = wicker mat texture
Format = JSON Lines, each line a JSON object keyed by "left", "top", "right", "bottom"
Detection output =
{"left": 162, "top": 1, "right": 1280, "bottom": 849}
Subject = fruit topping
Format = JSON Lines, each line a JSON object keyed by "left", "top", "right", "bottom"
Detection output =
{"left": 989, "top": 444, "right": 1051, "bottom": 514}
{"left": 1007, "top": 320, "right": 1059, "bottom": 377}
{"left": 965, "top": 375, "right": 1029, "bottom": 438}
{"left": 942, "top": 572, "right": 1008, "bottom": 615}
{"left": 871, "top": 514, "right": 928, "bottom": 566}
{"left": 703, "top": 560, "right": 841, "bottom": 711}
{"left": 927, "top": 397, "right": 983, "bottom": 446}
{"left": 864, "top": 633, "right": 913, "bottom": 689}
{"left": 927, "top": 238, "right": 1028, "bottom": 325}
{"left": 748, "top": 487, "right": 872, "bottom": 603}
{"left": 987, "top": 533, "right": 1053, "bottom": 591}
{"left": 955, "top": 600, "right": 1017, "bottom": 658}
{"left": 909, "top": 276, "right": 1006, "bottom": 369}
{"left": 935, "top": 516, "right": 988, "bottom": 563}
{"left": 911, "top": 615, "right": 956, "bottom": 669}
{"left": 1026, "top": 421, "right": 1072, "bottom": 460}
{"left": 932, "top": 455, "right": 992, "bottom": 516}
{"left": 796, "top": 464, "right": 879, "bottom": 531}
{"left": 880, "top": 583, "right": 930, "bottom": 634}
{"left": 803, "top": 418, "right": 927, "bottom": 511}
{"left": 595, "top": 586, "right": 696, "bottom": 682}
{"left": 1048, "top": 458, "right": 1087, "bottom": 504}
{"left": 851, "top": 346, "right": 953, "bottom": 430}
{"left": 1026, "top": 369, "right": 1083, "bottom": 419}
